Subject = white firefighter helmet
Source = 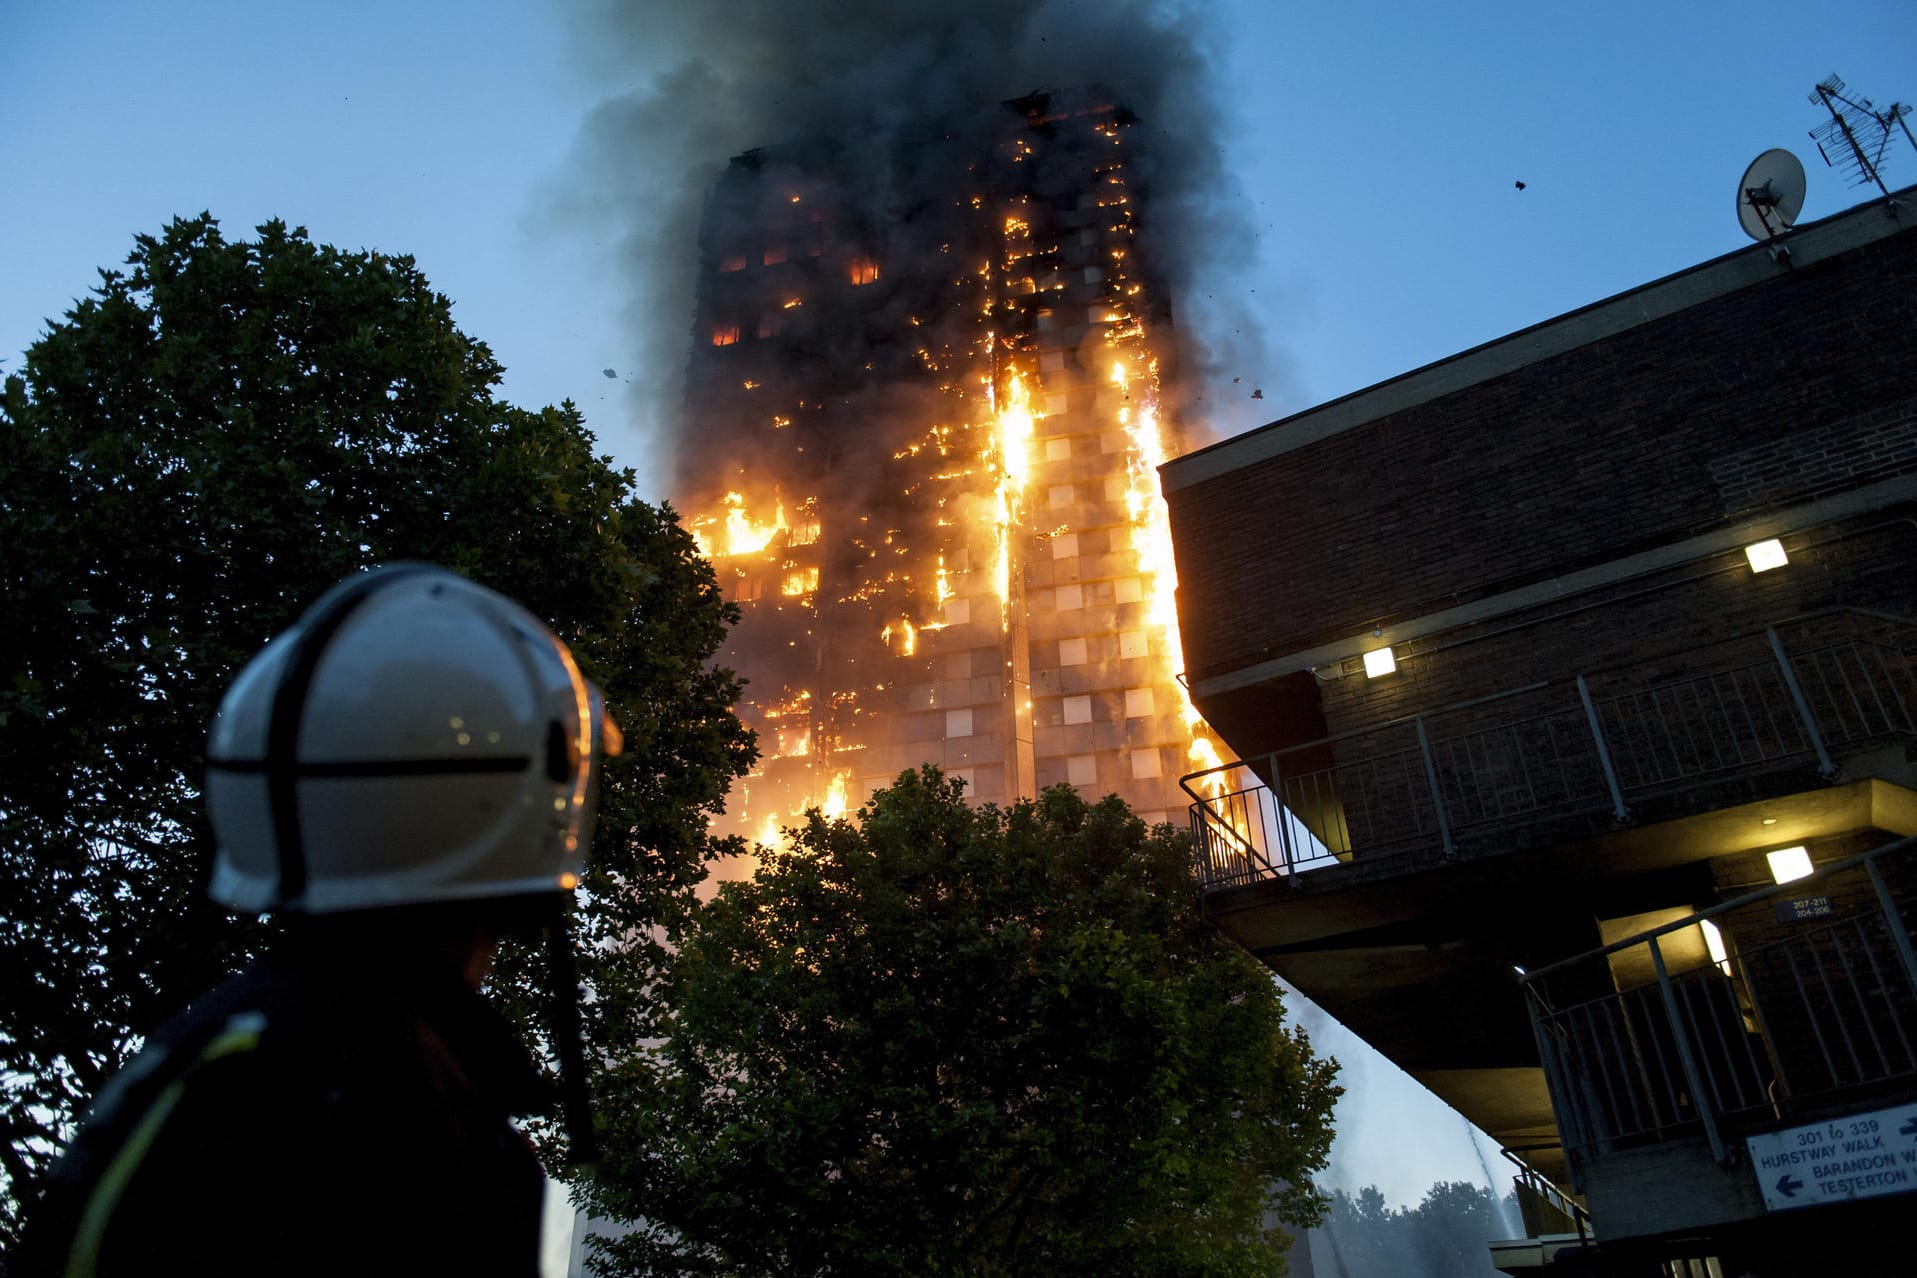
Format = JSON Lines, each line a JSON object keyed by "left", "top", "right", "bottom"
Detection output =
{"left": 205, "top": 563, "right": 622, "bottom": 914}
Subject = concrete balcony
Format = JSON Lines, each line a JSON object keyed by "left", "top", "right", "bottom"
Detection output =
{"left": 1184, "top": 611, "right": 1917, "bottom": 901}
{"left": 1519, "top": 838, "right": 1917, "bottom": 1257}
{"left": 1178, "top": 611, "right": 1917, "bottom": 1219}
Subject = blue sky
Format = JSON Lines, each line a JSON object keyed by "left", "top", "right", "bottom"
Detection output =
{"left": 6, "top": 0, "right": 1914, "bottom": 1210}
{"left": 7, "top": 2, "right": 1913, "bottom": 483}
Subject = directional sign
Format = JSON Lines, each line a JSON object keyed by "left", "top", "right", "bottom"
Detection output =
{"left": 1773, "top": 895, "right": 1834, "bottom": 923}
{"left": 1746, "top": 1105, "right": 1917, "bottom": 1212}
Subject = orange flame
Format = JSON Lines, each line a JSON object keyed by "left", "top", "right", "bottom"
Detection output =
{"left": 881, "top": 617, "right": 919, "bottom": 656}
{"left": 992, "top": 369, "right": 1038, "bottom": 625}
{"left": 693, "top": 492, "right": 788, "bottom": 559}
{"left": 820, "top": 771, "right": 851, "bottom": 821}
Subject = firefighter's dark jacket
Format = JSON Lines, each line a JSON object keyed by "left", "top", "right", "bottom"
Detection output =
{"left": 18, "top": 950, "right": 552, "bottom": 1277}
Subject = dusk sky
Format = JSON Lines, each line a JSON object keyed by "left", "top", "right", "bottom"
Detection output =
{"left": 6, "top": 0, "right": 1914, "bottom": 1213}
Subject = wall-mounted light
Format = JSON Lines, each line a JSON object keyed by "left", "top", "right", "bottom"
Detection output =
{"left": 1700, "top": 918, "right": 1733, "bottom": 976}
{"left": 1766, "top": 845, "right": 1813, "bottom": 884}
{"left": 1744, "top": 538, "right": 1789, "bottom": 573}
{"left": 1363, "top": 646, "right": 1397, "bottom": 678}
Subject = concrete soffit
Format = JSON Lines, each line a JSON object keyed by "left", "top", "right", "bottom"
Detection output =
{"left": 1190, "top": 473, "right": 1917, "bottom": 701}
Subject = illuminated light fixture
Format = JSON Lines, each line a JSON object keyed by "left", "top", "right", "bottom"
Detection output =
{"left": 1744, "top": 538, "right": 1789, "bottom": 573}
{"left": 1700, "top": 919, "right": 1733, "bottom": 976}
{"left": 1767, "top": 845, "right": 1813, "bottom": 885}
{"left": 1363, "top": 646, "right": 1397, "bottom": 679}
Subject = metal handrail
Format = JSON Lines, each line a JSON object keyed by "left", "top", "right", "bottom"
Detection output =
{"left": 1522, "top": 833, "right": 1917, "bottom": 984}
{"left": 1499, "top": 1144, "right": 1593, "bottom": 1245}
{"left": 1521, "top": 835, "right": 1917, "bottom": 1169}
{"left": 1182, "top": 613, "right": 1917, "bottom": 888}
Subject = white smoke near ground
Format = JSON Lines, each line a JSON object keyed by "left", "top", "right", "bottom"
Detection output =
{"left": 1281, "top": 979, "right": 1520, "bottom": 1212}
{"left": 553, "top": 0, "right": 1266, "bottom": 477}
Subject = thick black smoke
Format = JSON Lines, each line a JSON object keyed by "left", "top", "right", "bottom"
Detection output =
{"left": 558, "top": 0, "right": 1259, "bottom": 477}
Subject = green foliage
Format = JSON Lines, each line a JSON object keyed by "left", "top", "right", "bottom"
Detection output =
{"left": 585, "top": 768, "right": 1341, "bottom": 1277}
{"left": 1320, "top": 1181, "right": 1517, "bottom": 1277}
{"left": 0, "top": 215, "right": 756, "bottom": 1246}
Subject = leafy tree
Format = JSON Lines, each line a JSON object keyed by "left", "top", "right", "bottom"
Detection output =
{"left": 585, "top": 767, "right": 1341, "bottom": 1277}
{"left": 1318, "top": 1180, "right": 1517, "bottom": 1277}
{"left": 0, "top": 215, "right": 756, "bottom": 1247}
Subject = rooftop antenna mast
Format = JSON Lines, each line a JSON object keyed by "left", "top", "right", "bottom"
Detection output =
{"left": 1808, "top": 74, "right": 1915, "bottom": 200}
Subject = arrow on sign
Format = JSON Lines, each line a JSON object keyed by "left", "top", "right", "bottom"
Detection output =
{"left": 1901, "top": 1117, "right": 1917, "bottom": 1138}
{"left": 1776, "top": 1174, "right": 1804, "bottom": 1198}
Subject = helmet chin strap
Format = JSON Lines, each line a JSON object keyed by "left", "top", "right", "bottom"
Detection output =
{"left": 543, "top": 907, "right": 599, "bottom": 1167}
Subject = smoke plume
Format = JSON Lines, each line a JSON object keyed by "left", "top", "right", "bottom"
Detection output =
{"left": 558, "top": 0, "right": 1257, "bottom": 477}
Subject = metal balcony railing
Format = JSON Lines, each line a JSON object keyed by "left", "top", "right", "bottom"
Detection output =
{"left": 1180, "top": 613, "right": 1917, "bottom": 890}
{"left": 1519, "top": 836, "right": 1917, "bottom": 1173}
{"left": 1501, "top": 1144, "right": 1593, "bottom": 1243}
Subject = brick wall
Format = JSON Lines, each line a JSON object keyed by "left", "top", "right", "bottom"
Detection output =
{"left": 1170, "top": 224, "right": 1917, "bottom": 713}
{"left": 1306, "top": 519, "right": 1917, "bottom": 744}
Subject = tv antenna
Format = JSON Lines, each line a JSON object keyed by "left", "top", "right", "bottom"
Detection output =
{"left": 1808, "top": 74, "right": 1915, "bottom": 199}
{"left": 1737, "top": 148, "right": 1807, "bottom": 243}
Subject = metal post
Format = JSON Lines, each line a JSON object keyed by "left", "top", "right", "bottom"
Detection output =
{"left": 1866, "top": 854, "right": 1917, "bottom": 996}
{"left": 1268, "top": 753, "right": 1296, "bottom": 880}
{"left": 1768, "top": 627, "right": 1838, "bottom": 779}
{"left": 1650, "top": 935, "right": 1729, "bottom": 1165}
{"left": 1414, "top": 717, "right": 1456, "bottom": 861}
{"left": 1522, "top": 988, "right": 1589, "bottom": 1177}
{"left": 1576, "top": 675, "right": 1631, "bottom": 823}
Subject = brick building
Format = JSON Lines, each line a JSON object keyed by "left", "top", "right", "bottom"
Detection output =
{"left": 1161, "top": 190, "right": 1917, "bottom": 1272}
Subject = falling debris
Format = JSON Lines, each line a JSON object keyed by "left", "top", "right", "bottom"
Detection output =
{"left": 1514, "top": 180, "right": 1526, "bottom": 191}
{"left": 1251, "top": 388, "right": 1264, "bottom": 400}
{"left": 602, "top": 368, "right": 618, "bottom": 379}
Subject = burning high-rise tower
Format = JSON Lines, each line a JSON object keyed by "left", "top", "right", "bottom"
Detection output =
{"left": 675, "top": 87, "right": 1223, "bottom": 842}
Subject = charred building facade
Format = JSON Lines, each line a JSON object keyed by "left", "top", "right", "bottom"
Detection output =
{"left": 676, "top": 88, "right": 1222, "bottom": 841}
{"left": 1162, "top": 191, "right": 1917, "bottom": 1273}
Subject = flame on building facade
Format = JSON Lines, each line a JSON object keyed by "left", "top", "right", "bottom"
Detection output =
{"left": 676, "top": 88, "right": 1223, "bottom": 845}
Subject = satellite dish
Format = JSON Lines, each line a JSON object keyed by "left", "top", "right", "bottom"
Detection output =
{"left": 1737, "top": 148, "right": 1807, "bottom": 241}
